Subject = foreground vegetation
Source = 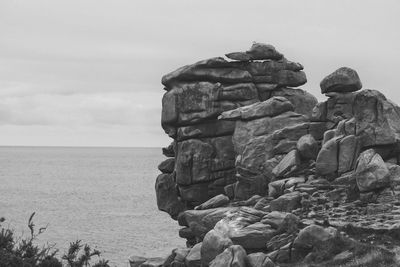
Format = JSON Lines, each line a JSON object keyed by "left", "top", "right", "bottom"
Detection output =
{"left": 0, "top": 213, "right": 110, "bottom": 267}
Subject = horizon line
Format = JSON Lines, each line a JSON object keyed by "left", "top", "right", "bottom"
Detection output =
{"left": 0, "top": 145, "right": 162, "bottom": 149}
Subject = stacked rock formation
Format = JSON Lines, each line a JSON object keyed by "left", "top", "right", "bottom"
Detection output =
{"left": 136, "top": 43, "right": 400, "bottom": 267}
{"left": 157, "top": 43, "right": 316, "bottom": 216}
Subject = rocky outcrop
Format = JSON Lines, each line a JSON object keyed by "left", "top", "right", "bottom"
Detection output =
{"left": 133, "top": 43, "right": 400, "bottom": 267}
{"left": 157, "top": 42, "right": 313, "bottom": 213}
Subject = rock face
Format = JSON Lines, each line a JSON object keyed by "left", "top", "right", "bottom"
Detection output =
{"left": 157, "top": 42, "right": 312, "bottom": 213}
{"left": 143, "top": 43, "right": 400, "bottom": 267}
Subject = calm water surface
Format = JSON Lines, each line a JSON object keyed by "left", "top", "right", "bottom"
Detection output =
{"left": 0, "top": 146, "right": 183, "bottom": 266}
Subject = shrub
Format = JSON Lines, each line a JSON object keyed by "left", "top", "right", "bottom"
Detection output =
{"left": 0, "top": 213, "right": 110, "bottom": 267}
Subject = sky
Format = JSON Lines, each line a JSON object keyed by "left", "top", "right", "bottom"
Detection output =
{"left": 0, "top": 0, "right": 399, "bottom": 147}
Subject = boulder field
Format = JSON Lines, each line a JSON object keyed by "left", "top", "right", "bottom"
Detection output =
{"left": 136, "top": 43, "right": 400, "bottom": 266}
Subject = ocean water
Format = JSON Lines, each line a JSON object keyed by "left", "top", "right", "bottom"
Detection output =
{"left": 0, "top": 146, "right": 183, "bottom": 266}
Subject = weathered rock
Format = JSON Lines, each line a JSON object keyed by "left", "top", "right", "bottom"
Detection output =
{"left": 261, "top": 211, "right": 299, "bottom": 233}
{"left": 178, "top": 183, "right": 212, "bottom": 207}
{"left": 320, "top": 67, "right": 362, "bottom": 94}
{"left": 140, "top": 257, "right": 165, "bottom": 267}
{"left": 185, "top": 242, "right": 202, "bottom": 267}
{"left": 246, "top": 43, "right": 283, "bottom": 60}
{"left": 225, "top": 52, "right": 252, "bottom": 61}
{"left": 195, "top": 194, "right": 230, "bottom": 210}
{"left": 233, "top": 174, "right": 269, "bottom": 201}
{"left": 209, "top": 245, "right": 247, "bottom": 267}
{"left": 338, "top": 135, "right": 360, "bottom": 174}
{"left": 183, "top": 207, "right": 240, "bottom": 236}
{"left": 229, "top": 222, "right": 277, "bottom": 249}
{"left": 211, "top": 207, "right": 276, "bottom": 249}
{"left": 162, "top": 82, "right": 258, "bottom": 128}
{"left": 297, "top": 134, "right": 318, "bottom": 160}
{"left": 155, "top": 173, "right": 185, "bottom": 219}
{"left": 326, "top": 92, "right": 355, "bottom": 123}
{"left": 293, "top": 225, "right": 338, "bottom": 250}
{"left": 219, "top": 96, "right": 293, "bottom": 121}
{"left": 162, "top": 142, "right": 175, "bottom": 157}
{"left": 355, "top": 149, "right": 390, "bottom": 192}
{"left": 272, "top": 150, "right": 300, "bottom": 178}
{"left": 353, "top": 89, "right": 400, "bottom": 147}
{"left": 316, "top": 136, "right": 340, "bottom": 175}
{"left": 271, "top": 88, "right": 317, "bottom": 118}
{"left": 162, "top": 58, "right": 253, "bottom": 88}
{"left": 247, "top": 252, "right": 275, "bottom": 267}
{"left": 175, "top": 136, "right": 235, "bottom": 186}
{"left": 157, "top": 158, "right": 175, "bottom": 173}
{"left": 268, "top": 178, "right": 290, "bottom": 198}
{"left": 270, "top": 192, "right": 302, "bottom": 212}
{"left": 233, "top": 111, "right": 307, "bottom": 157}
{"left": 129, "top": 256, "right": 147, "bottom": 267}
{"left": 176, "top": 120, "right": 235, "bottom": 141}
{"left": 201, "top": 230, "right": 233, "bottom": 266}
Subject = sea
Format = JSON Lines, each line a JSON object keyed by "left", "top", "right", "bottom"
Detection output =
{"left": 0, "top": 146, "right": 183, "bottom": 266}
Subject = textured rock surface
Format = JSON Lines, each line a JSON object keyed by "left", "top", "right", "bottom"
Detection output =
{"left": 201, "top": 230, "right": 233, "bottom": 266}
{"left": 320, "top": 67, "right": 362, "bottom": 94}
{"left": 209, "top": 245, "right": 247, "bottom": 267}
{"left": 148, "top": 43, "right": 400, "bottom": 267}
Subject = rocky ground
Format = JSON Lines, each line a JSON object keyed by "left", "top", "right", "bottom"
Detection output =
{"left": 133, "top": 43, "right": 400, "bottom": 267}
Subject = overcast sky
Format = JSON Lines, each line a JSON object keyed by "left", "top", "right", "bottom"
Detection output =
{"left": 0, "top": 0, "right": 399, "bottom": 147}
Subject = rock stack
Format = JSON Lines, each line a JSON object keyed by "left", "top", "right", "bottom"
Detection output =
{"left": 135, "top": 43, "right": 400, "bottom": 267}
{"left": 157, "top": 43, "right": 314, "bottom": 215}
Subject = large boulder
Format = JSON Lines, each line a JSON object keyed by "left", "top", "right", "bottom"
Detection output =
{"left": 293, "top": 225, "right": 338, "bottom": 250}
{"left": 213, "top": 207, "right": 275, "bottom": 249}
{"left": 353, "top": 89, "right": 400, "bottom": 147}
{"left": 320, "top": 67, "right": 362, "bottom": 94}
{"left": 297, "top": 134, "right": 318, "bottom": 160}
{"left": 182, "top": 207, "right": 240, "bottom": 237}
{"left": 355, "top": 149, "right": 390, "bottom": 192}
{"left": 201, "top": 230, "right": 233, "bottom": 266}
{"left": 246, "top": 43, "right": 284, "bottom": 60}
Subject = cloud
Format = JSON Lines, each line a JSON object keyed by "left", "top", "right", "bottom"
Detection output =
{"left": 0, "top": 90, "right": 162, "bottom": 127}
{"left": 0, "top": 0, "right": 399, "bottom": 146}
